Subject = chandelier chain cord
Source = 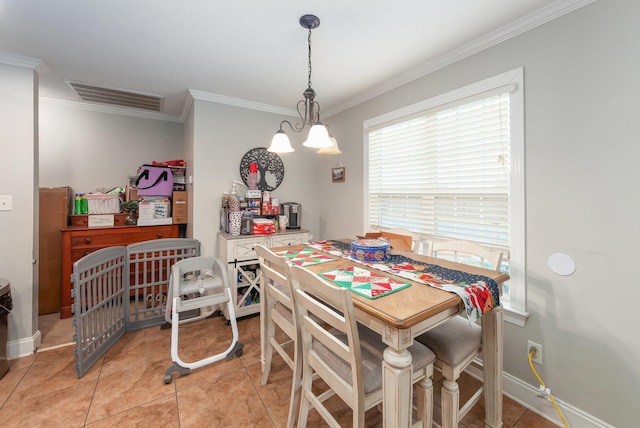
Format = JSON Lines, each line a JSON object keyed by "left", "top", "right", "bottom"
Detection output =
{"left": 307, "top": 28, "right": 313, "bottom": 89}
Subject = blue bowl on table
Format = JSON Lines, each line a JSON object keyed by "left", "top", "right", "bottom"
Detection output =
{"left": 350, "top": 238, "right": 390, "bottom": 262}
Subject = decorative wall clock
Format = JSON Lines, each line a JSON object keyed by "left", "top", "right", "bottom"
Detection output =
{"left": 239, "top": 147, "right": 285, "bottom": 191}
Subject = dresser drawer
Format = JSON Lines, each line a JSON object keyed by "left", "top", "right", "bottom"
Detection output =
{"left": 270, "top": 233, "right": 308, "bottom": 247}
{"left": 231, "top": 236, "right": 268, "bottom": 261}
{"left": 70, "top": 227, "right": 174, "bottom": 248}
{"left": 70, "top": 247, "right": 103, "bottom": 263}
{"left": 70, "top": 213, "right": 129, "bottom": 228}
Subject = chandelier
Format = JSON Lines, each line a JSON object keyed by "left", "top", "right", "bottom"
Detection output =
{"left": 267, "top": 14, "right": 342, "bottom": 155}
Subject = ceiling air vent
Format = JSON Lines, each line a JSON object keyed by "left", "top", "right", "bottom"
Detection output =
{"left": 66, "top": 81, "right": 164, "bottom": 112}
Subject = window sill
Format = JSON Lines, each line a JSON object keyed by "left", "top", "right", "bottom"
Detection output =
{"left": 502, "top": 304, "right": 529, "bottom": 327}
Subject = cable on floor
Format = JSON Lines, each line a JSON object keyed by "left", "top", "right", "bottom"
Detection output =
{"left": 528, "top": 349, "right": 569, "bottom": 428}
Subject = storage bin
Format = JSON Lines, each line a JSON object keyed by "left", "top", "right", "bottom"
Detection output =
{"left": 86, "top": 194, "right": 122, "bottom": 214}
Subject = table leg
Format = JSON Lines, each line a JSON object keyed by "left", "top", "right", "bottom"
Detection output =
{"left": 381, "top": 326, "right": 413, "bottom": 428}
{"left": 482, "top": 306, "right": 504, "bottom": 428}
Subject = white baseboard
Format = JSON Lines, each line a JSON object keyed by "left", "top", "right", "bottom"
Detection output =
{"left": 465, "top": 364, "right": 614, "bottom": 428}
{"left": 7, "top": 329, "right": 40, "bottom": 359}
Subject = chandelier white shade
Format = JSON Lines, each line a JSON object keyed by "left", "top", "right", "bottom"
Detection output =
{"left": 317, "top": 135, "right": 342, "bottom": 154}
{"left": 267, "top": 130, "right": 295, "bottom": 153}
{"left": 302, "top": 121, "right": 332, "bottom": 148}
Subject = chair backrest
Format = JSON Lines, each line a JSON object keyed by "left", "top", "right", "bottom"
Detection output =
{"left": 431, "top": 239, "right": 503, "bottom": 271}
{"left": 413, "top": 234, "right": 433, "bottom": 255}
{"left": 255, "top": 244, "right": 295, "bottom": 324}
{"left": 287, "top": 264, "right": 366, "bottom": 425}
{"left": 169, "top": 256, "right": 225, "bottom": 298}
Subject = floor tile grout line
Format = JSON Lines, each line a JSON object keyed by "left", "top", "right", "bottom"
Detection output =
{"left": 242, "top": 361, "right": 279, "bottom": 427}
{"left": 82, "top": 390, "right": 179, "bottom": 427}
{"left": 173, "top": 371, "right": 181, "bottom": 428}
{"left": 82, "top": 344, "right": 108, "bottom": 427}
{"left": 0, "top": 364, "right": 30, "bottom": 410}
{"left": 512, "top": 408, "right": 529, "bottom": 427}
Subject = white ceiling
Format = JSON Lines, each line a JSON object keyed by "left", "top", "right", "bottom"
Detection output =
{"left": 0, "top": 0, "right": 590, "bottom": 119}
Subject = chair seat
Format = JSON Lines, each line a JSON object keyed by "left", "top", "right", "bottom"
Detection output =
{"left": 314, "top": 325, "right": 436, "bottom": 394}
{"left": 416, "top": 316, "right": 481, "bottom": 367}
{"left": 274, "top": 301, "right": 293, "bottom": 323}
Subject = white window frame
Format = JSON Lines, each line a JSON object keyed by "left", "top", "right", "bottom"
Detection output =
{"left": 363, "top": 68, "right": 528, "bottom": 326}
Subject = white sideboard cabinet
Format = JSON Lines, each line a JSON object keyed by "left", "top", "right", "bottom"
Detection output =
{"left": 217, "top": 230, "right": 310, "bottom": 319}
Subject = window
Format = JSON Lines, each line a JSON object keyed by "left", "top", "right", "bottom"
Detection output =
{"left": 364, "top": 68, "right": 528, "bottom": 325}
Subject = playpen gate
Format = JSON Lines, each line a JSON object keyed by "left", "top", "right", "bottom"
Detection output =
{"left": 73, "top": 238, "right": 200, "bottom": 378}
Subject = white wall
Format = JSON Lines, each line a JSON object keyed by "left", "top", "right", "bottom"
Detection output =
{"left": 188, "top": 97, "right": 321, "bottom": 257}
{"left": 0, "top": 63, "right": 38, "bottom": 356}
{"left": 39, "top": 100, "right": 184, "bottom": 193}
{"left": 321, "top": 1, "right": 638, "bottom": 426}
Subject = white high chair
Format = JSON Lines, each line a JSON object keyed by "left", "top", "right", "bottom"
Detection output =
{"left": 163, "top": 256, "right": 244, "bottom": 384}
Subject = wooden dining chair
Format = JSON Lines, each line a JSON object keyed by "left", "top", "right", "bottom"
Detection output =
{"left": 288, "top": 263, "right": 436, "bottom": 427}
{"left": 255, "top": 244, "right": 300, "bottom": 428}
{"left": 412, "top": 234, "right": 433, "bottom": 255}
{"left": 430, "top": 239, "right": 503, "bottom": 271}
{"left": 416, "top": 239, "right": 503, "bottom": 428}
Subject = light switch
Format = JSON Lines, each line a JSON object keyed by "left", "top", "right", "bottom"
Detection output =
{"left": 0, "top": 195, "right": 12, "bottom": 211}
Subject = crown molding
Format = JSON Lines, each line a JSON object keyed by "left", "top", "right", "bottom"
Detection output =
{"left": 33, "top": 0, "right": 597, "bottom": 124}
{"left": 188, "top": 89, "right": 298, "bottom": 117}
{"left": 323, "top": 0, "right": 597, "bottom": 118}
{"left": 179, "top": 92, "right": 195, "bottom": 122}
{"left": 0, "top": 51, "right": 50, "bottom": 74}
{"left": 40, "top": 97, "right": 183, "bottom": 123}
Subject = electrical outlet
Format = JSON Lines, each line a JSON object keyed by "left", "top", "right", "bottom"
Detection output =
{"left": 528, "top": 340, "right": 542, "bottom": 365}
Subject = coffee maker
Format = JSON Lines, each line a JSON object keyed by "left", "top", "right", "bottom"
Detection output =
{"left": 280, "top": 202, "right": 301, "bottom": 229}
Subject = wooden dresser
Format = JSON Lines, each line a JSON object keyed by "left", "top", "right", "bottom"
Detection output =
{"left": 60, "top": 225, "right": 179, "bottom": 318}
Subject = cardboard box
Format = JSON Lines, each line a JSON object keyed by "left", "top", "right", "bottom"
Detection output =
{"left": 357, "top": 231, "right": 413, "bottom": 251}
{"left": 126, "top": 187, "right": 138, "bottom": 202}
{"left": 39, "top": 187, "right": 71, "bottom": 314}
{"left": 172, "top": 191, "right": 188, "bottom": 224}
{"left": 138, "top": 200, "right": 155, "bottom": 219}
{"left": 154, "top": 201, "right": 171, "bottom": 218}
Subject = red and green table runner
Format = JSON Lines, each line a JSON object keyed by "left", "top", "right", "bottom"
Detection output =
{"left": 305, "top": 240, "right": 501, "bottom": 323}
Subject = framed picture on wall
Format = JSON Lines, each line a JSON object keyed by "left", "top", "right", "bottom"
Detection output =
{"left": 331, "top": 167, "right": 345, "bottom": 183}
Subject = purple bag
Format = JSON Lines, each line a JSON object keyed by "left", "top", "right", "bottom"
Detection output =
{"left": 135, "top": 165, "right": 174, "bottom": 196}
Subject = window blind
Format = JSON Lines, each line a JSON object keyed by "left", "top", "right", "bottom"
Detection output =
{"left": 368, "top": 92, "right": 511, "bottom": 250}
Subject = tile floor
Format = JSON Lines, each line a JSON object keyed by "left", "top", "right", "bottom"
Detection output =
{"left": 0, "top": 314, "right": 557, "bottom": 427}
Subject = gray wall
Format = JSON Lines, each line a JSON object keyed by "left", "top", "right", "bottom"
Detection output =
{"left": 319, "top": 1, "right": 638, "bottom": 426}
{"left": 39, "top": 100, "right": 184, "bottom": 193}
{"left": 0, "top": 63, "right": 38, "bottom": 355}
{"left": 188, "top": 98, "right": 321, "bottom": 257}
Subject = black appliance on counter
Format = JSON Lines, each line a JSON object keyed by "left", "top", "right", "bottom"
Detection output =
{"left": 280, "top": 202, "right": 301, "bottom": 229}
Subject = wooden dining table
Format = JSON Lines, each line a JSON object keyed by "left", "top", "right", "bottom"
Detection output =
{"left": 267, "top": 242, "right": 509, "bottom": 428}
